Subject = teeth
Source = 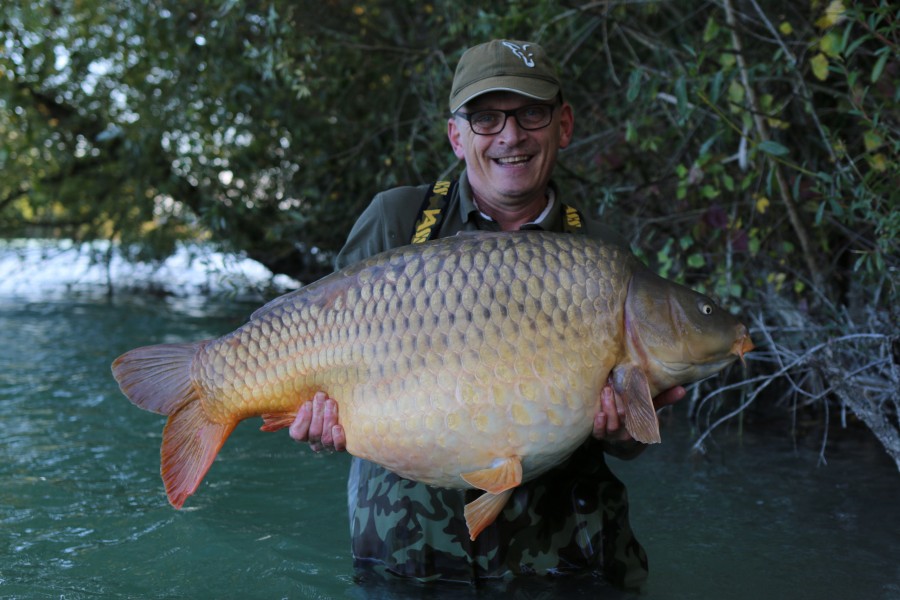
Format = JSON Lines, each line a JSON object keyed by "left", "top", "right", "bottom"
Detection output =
{"left": 497, "top": 156, "right": 529, "bottom": 165}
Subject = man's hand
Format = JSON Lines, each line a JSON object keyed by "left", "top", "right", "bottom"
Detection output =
{"left": 289, "top": 391, "right": 346, "bottom": 453}
{"left": 592, "top": 384, "right": 686, "bottom": 459}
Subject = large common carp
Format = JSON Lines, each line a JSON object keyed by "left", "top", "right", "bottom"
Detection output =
{"left": 112, "top": 230, "right": 752, "bottom": 540}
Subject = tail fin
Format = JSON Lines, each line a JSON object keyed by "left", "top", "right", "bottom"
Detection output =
{"left": 161, "top": 400, "right": 235, "bottom": 508}
{"left": 111, "top": 342, "right": 236, "bottom": 508}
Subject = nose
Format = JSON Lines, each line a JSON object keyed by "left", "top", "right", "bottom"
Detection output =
{"left": 497, "top": 114, "right": 527, "bottom": 144}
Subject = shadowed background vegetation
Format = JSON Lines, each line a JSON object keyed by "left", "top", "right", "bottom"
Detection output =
{"left": 1, "top": 0, "right": 897, "bottom": 464}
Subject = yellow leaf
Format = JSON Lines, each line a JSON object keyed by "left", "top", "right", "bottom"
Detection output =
{"left": 779, "top": 21, "right": 793, "bottom": 35}
{"left": 768, "top": 272, "right": 787, "bottom": 292}
{"left": 863, "top": 130, "right": 883, "bottom": 152}
{"left": 869, "top": 153, "right": 888, "bottom": 172}
{"left": 833, "top": 138, "right": 846, "bottom": 158}
{"left": 815, "top": 0, "right": 847, "bottom": 29}
{"left": 811, "top": 53, "right": 830, "bottom": 81}
{"left": 755, "top": 196, "right": 771, "bottom": 214}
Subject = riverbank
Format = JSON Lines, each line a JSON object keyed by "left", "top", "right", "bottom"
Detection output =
{"left": 0, "top": 238, "right": 299, "bottom": 300}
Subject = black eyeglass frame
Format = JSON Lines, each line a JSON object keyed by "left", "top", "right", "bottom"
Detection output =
{"left": 453, "top": 103, "right": 558, "bottom": 136}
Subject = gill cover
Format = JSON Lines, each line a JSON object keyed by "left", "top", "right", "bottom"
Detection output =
{"left": 624, "top": 268, "right": 752, "bottom": 394}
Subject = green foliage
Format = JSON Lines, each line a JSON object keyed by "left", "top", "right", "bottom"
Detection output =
{"left": 0, "top": 0, "right": 896, "bottom": 306}
{"left": 553, "top": 0, "right": 898, "bottom": 315}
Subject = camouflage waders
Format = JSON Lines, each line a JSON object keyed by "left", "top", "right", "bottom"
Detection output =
{"left": 348, "top": 438, "right": 648, "bottom": 588}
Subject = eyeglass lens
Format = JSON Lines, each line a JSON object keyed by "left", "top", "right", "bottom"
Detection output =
{"left": 465, "top": 104, "right": 554, "bottom": 135}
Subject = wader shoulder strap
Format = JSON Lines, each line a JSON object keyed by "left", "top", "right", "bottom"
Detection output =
{"left": 411, "top": 181, "right": 582, "bottom": 242}
{"left": 562, "top": 203, "right": 584, "bottom": 234}
{"left": 410, "top": 180, "right": 456, "bottom": 244}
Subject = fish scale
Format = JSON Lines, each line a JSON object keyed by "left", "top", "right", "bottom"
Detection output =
{"left": 205, "top": 233, "right": 613, "bottom": 483}
{"left": 112, "top": 230, "right": 753, "bottom": 540}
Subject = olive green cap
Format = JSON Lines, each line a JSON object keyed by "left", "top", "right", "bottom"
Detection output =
{"left": 448, "top": 40, "right": 561, "bottom": 113}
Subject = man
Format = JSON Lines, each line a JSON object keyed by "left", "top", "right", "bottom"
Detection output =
{"left": 290, "top": 39, "right": 685, "bottom": 587}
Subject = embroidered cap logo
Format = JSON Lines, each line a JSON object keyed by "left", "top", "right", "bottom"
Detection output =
{"left": 501, "top": 41, "right": 535, "bottom": 67}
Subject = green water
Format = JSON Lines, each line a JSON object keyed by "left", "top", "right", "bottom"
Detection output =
{"left": 2, "top": 295, "right": 899, "bottom": 599}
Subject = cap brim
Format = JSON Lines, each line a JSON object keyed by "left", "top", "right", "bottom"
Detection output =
{"left": 450, "top": 77, "right": 559, "bottom": 113}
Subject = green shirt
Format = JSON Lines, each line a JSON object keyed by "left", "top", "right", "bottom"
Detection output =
{"left": 336, "top": 171, "right": 628, "bottom": 270}
{"left": 338, "top": 171, "right": 647, "bottom": 587}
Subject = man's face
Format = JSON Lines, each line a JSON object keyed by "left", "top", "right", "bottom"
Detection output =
{"left": 447, "top": 91, "right": 574, "bottom": 209}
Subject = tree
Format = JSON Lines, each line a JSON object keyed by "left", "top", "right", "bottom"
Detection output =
{"left": 2, "top": 0, "right": 467, "bottom": 280}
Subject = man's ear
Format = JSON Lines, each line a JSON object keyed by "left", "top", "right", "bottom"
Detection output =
{"left": 558, "top": 102, "right": 575, "bottom": 149}
{"left": 447, "top": 117, "right": 466, "bottom": 159}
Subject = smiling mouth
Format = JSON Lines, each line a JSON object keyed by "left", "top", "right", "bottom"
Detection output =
{"left": 495, "top": 155, "right": 532, "bottom": 166}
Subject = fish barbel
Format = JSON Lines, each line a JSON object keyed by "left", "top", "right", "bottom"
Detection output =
{"left": 112, "top": 230, "right": 753, "bottom": 540}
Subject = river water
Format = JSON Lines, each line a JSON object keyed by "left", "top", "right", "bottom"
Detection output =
{"left": 2, "top": 294, "right": 899, "bottom": 599}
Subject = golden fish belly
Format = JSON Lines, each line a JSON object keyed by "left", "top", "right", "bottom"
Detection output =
{"left": 196, "top": 231, "right": 634, "bottom": 488}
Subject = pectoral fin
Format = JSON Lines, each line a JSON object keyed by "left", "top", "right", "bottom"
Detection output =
{"left": 464, "top": 489, "right": 514, "bottom": 541}
{"left": 460, "top": 457, "right": 522, "bottom": 495}
{"left": 612, "top": 365, "right": 661, "bottom": 444}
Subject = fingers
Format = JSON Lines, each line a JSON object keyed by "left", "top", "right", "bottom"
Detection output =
{"left": 289, "top": 399, "right": 314, "bottom": 441}
{"left": 332, "top": 424, "right": 347, "bottom": 453}
{"left": 594, "top": 383, "right": 649, "bottom": 459}
{"left": 653, "top": 386, "right": 686, "bottom": 410}
{"left": 289, "top": 392, "right": 345, "bottom": 453}
{"left": 594, "top": 383, "right": 627, "bottom": 441}
{"left": 320, "top": 397, "right": 338, "bottom": 446}
{"left": 308, "top": 391, "right": 326, "bottom": 445}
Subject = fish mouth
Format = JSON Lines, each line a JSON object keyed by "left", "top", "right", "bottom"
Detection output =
{"left": 658, "top": 354, "right": 739, "bottom": 377}
{"left": 732, "top": 332, "right": 755, "bottom": 366}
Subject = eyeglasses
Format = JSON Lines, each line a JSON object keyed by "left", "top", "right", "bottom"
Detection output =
{"left": 455, "top": 103, "right": 557, "bottom": 136}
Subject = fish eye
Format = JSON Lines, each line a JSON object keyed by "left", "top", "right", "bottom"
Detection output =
{"left": 698, "top": 301, "right": 714, "bottom": 315}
